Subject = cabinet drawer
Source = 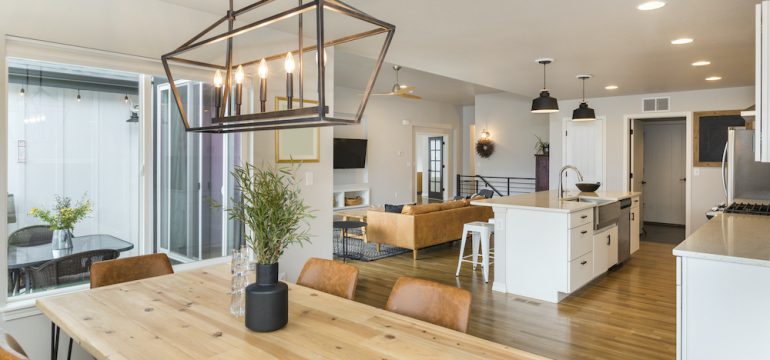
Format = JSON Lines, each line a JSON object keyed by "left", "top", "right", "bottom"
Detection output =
{"left": 569, "top": 209, "right": 593, "bottom": 228}
{"left": 569, "top": 223, "right": 593, "bottom": 260}
{"left": 569, "top": 252, "right": 593, "bottom": 292}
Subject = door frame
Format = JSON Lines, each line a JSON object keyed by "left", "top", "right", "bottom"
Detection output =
{"left": 623, "top": 112, "right": 693, "bottom": 236}
{"left": 411, "top": 123, "right": 455, "bottom": 203}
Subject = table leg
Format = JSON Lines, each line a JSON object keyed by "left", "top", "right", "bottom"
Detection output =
{"left": 342, "top": 229, "right": 348, "bottom": 263}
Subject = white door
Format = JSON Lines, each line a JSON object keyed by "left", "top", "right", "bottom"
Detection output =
{"left": 563, "top": 117, "right": 605, "bottom": 191}
{"left": 643, "top": 122, "right": 686, "bottom": 225}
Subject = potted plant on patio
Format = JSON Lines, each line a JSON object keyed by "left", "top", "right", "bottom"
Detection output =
{"left": 28, "top": 195, "right": 92, "bottom": 250}
{"left": 225, "top": 162, "right": 314, "bottom": 332}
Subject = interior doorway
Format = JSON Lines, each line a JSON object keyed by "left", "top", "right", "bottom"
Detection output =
{"left": 629, "top": 117, "right": 687, "bottom": 242}
{"left": 415, "top": 131, "right": 449, "bottom": 202}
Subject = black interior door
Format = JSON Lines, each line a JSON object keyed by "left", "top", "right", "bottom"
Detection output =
{"left": 428, "top": 136, "right": 444, "bottom": 200}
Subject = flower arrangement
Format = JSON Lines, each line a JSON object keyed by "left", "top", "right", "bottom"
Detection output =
{"left": 28, "top": 195, "right": 92, "bottom": 231}
{"left": 534, "top": 135, "right": 550, "bottom": 155}
{"left": 225, "top": 163, "right": 314, "bottom": 265}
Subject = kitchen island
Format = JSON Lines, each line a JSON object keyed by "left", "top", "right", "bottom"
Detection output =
{"left": 673, "top": 213, "right": 770, "bottom": 360}
{"left": 472, "top": 190, "right": 640, "bottom": 303}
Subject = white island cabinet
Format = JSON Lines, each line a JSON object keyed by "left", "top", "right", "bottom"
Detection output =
{"left": 473, "top": 190, "right": 640, "bottom": 303}
{"left": 674, "top": 213, "right": 770, "bottom": 360}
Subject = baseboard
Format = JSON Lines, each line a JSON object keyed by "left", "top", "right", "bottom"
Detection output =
{"left": 644, "top": 221, "right": 685, "bottom": 228}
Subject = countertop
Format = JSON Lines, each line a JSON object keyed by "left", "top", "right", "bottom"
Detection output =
{"left": 471, "top": 190, "right": 641, "bottom": 213}
{"left": 674, "top": 213, "right": 770, "bottom": 267}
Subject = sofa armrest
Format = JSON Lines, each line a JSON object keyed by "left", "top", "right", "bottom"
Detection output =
{"left": 365, "top": 210, "right": 416, "bottom": 249}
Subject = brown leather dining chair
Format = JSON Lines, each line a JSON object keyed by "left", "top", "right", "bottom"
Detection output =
{"left": 90, "top": 253, "right": 174, "bottom": 289}
{"left": 296, "top": 258, "right": 359, "bottom": 300}
{"left": 385, "top": 276, "right": 472, "bottom": 333}
{"left": 0, "top": 329, "right": 28, "bottom": 360}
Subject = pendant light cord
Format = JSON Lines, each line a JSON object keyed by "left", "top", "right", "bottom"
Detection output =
{"left": 542, "top": 63, "right": 547, "bottom": 90}
{"left": 582, "top": 78, "right": 586, "bottom": 102}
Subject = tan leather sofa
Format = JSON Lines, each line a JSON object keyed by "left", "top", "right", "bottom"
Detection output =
{"left": 366, "top": 201, "right": 493, "bottom": 260}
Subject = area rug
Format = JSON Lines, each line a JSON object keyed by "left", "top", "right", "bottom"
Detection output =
{"left": 333, "top": 229, "right": 409, "bottom": 261}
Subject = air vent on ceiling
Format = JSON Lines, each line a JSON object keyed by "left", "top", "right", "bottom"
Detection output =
{"left": 642, "top": 97, "right": 670, "bottom": 112}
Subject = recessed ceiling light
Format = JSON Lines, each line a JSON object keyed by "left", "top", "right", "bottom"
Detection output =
{"left": 692, "top": 60, "right": 711, "bottom": 66}
{"left": 638, "top": 1, "right": 666, "bottom": 11}
{"left": 671, "top": 38, "right": 694, "bottom": 45}
{"left": 605, "top": 85, "right": 619, "bottom": 90}
{"left": 705, "top": 76, "right": 722, "bottom": 81}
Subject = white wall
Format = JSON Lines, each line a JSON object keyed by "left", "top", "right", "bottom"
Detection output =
{"left": 474, "top": 92, "right": 550, "bottom": 178}
{"left": 548, "top": 86, "right": 754, "bottom": 233}
{"left": 461, "top": 105, "right": 475, "bottom": 175}
{"left": 334, "top": 86, "right": 462, "bottom": 205}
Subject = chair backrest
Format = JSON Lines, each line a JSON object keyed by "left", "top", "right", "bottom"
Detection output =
{"left": 0, "top": 329, "right": 27, "bottom": 360}
{"left": 478, "top": 189, "right": 494, "bottom": 199}
{"left": 8, "top": 225, "right": 53, "bottom": 247}
{"left": 90, "top": 253, "right": 174, "bottom": 289}
{"left": 28, "top": 249, "right": 120, "bottom": 291}
{"left": 385, "top": 276, "right": 472, "bottom": 333}
{"left": 296, "top": 258, "right": 359, "bottom": 300}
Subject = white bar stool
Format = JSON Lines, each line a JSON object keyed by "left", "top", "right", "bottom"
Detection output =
{"left": 455, "top": 221, "right": 494, "bottom": 283}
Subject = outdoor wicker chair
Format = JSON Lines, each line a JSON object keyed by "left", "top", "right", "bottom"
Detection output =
{"left": 27, "top": 249, "right": 119, "bottom": 291}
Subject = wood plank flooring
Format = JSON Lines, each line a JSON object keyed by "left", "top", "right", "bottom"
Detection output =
{"left": 348, "top": 241, "right": 677, "bottom": 360}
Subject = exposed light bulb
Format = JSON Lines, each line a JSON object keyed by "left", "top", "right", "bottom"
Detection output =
{"left": 235, "top": 65, "right": 245, "bottom": 84}
{"left": 258, "top": 58, "right": 268, "bottom": 79}
{"left": 480, "top": 129, "right": 491, "bottom": 139}
{"left": 124, "top": 94, "right": 129, "bottom": 103}
{"left": 19, "top": 88, "right": 25, "bottom": 96}
{"left": 213, "top": 70, "right": 223, "bottom": 87}
{"left": 76, "top": 89, "right": 81, "bottom": 102}
{"left": 284, "top": 52, "right": 295, "bottom": 73}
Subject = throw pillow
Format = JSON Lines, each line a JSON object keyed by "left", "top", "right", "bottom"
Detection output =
{"left": 384, "top": 204, "right": 404, "bottom": 213}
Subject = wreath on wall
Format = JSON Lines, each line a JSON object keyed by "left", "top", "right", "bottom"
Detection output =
{"left": 476, "top": 138, "right": 495, "bottom": 158}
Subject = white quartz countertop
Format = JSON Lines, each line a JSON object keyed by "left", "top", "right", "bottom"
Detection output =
{"left": 471, "top": 190, "right": 641, "bottom": 213}
{"left": 674, "top": 213, "right": 770, "bottom": 267}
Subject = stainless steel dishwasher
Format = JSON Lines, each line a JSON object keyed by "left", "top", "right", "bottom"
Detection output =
{"left": 617, "top": 198, "right": 632, "bottom": 263}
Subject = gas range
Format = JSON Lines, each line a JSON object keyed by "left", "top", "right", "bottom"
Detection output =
{"left": 724, "top": 202, "right": 770, "bottom": 216}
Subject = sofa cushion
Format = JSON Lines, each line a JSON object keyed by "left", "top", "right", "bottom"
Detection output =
{"left": 440, "top": 200, "right": 468, "bottom": 211}
{"left": 402, "top": 203, "right": 443, "bottom": 215}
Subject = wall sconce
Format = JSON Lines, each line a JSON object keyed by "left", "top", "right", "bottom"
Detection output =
{"left": 480, "top": 129, "right": 491, "bottom": 140}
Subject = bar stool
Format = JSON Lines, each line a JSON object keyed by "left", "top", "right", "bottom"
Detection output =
{"left": 455, "top": 221, "right": 494, "bottom": 283}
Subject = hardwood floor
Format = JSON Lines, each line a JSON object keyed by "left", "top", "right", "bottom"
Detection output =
{"left": 349, "top": 240, "right": 677, "bottom": 360}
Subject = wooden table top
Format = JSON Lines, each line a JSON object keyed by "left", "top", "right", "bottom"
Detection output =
{"left": 36, "top": 264, "right": 547, "bottom": 360}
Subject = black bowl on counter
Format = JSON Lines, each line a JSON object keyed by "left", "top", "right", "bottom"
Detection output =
{"left": 576, "top": 182, "right": 601, "bottom": 192}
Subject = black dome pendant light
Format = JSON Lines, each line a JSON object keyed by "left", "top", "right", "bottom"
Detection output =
{"left": 572, "top": 75, "right": 596, "bottom": 122}
{"left": 531, "top": 58, "right": 559, "bottom": 113}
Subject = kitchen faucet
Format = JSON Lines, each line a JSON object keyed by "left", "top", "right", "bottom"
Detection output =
{"left": 558, "top": 165, "right": 584, "bottom": 199}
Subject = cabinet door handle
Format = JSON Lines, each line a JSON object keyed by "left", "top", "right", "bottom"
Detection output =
{"left": 580, "top": 260, "right": 587, "bottom": 265}
{"left": 581, "top": 230, "right": 588, "bottom": 234}
{"left": 631, "top": 213, "right": 635, "bottom": 221}
{"left": 581, "top": 215, "right": 588, "bottom": 219}
{"left": 607, "top": 235, "right": 611, "bottom": 245}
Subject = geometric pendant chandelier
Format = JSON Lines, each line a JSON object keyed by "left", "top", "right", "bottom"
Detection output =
{"left": 161, "top": 0, "right": 395, "bottom": 133}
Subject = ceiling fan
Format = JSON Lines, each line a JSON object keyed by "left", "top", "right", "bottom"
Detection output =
{"left": 372, "top": 65, "right": 422, "bottom": 100}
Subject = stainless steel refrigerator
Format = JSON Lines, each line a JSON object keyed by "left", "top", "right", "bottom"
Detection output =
{"left": 725, "top": 128, "right": 770, "bottom": 204}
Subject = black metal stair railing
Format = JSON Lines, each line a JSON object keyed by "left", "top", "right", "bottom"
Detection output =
{"left": 456, "top": 174, "right": 536, "bottom": 198}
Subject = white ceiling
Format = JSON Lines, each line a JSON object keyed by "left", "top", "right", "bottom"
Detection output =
{"left": 335, "top": 51, "right": 498, "bottom": 105}
{"left": 160, "top": 0, "right": 758, "bottom": 100}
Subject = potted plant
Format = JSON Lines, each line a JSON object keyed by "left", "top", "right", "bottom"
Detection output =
{"left": 225, "top": 163, "right": 314, "bottom": 332}
{"left": 28, "top": 195, "right": 92, "bottom": 250}
{"left": 534, "top": 135, "right": 550, "bottom": 155}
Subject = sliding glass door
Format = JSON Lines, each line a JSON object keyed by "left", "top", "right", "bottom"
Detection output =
{"left": 155, "top": 79, "right": 240, "bottom": 262}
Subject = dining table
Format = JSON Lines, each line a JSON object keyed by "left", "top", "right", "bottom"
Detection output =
{"left": 36, "top": 263, "right": 548, "bottom": 360}
{"left": 9, "top": 234, "right": 134, "bottom": 294}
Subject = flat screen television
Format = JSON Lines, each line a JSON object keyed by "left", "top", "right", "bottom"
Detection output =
{"left": 334, "top": 138, "right": 367, "bottom": 169}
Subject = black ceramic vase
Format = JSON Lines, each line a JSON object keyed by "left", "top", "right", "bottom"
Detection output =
{"left": 245, "top": 263, "right": 288, "bottom": 332}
